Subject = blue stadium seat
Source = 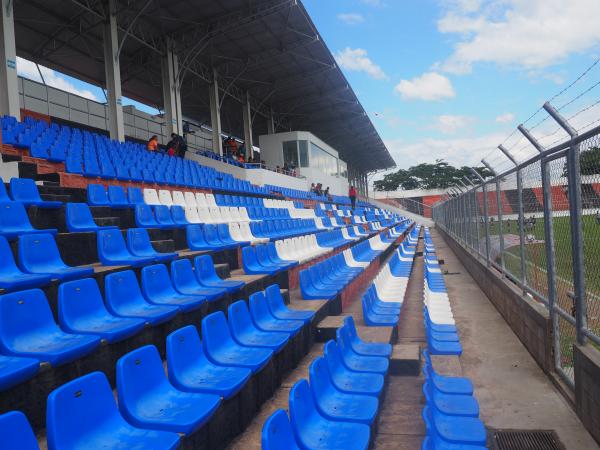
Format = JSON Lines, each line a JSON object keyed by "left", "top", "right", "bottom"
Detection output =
{"left": 309, "top": 356, "right": 378, "bottom": 425}
{"left": 87, "top": 184, "right": 111, "bottom": 206}
{"left": 228, "top": 300, "right": 289, "bottom": 351}
{"left": 249, "top": 291, "right": 303, "bottom": 336}
{"left": 341, "top": 316, "right": 392, "bottom": 357}
{"left": 186, "top": 224, "right": 215, "bottom": 251}
{"left": 141, "top": 264, "right": 205, "bottom": 312}
{"left": 323, "top": 341, "right": 384, "bottom": 397}
{"left": 46, "top": 371, "right": 180, "bottom": 450}
{"left": 265, "top": 284, "right": 314, "bottom": 323}
{"left": 104, "top": 270, "right": 179, "bottom": 325}
{"left": 58, "top": 278, "right": 145, "bottom": 343}
{"left": 201, "top": 311, "right": 272, "bottom": 373}
{"left": 9, "top": 178, "right": 61, "bottom": 208}
{"left": 0, "top": 355, "right": 40, "bottom": 391}
{"left": 262, "top": 410, "right": 301, "bottom": 450}
{"left": 166, "top": 325, "right": 251, "bottom": 399}
{"left": 18, "top": 233, "right": 94, "bottom": 281}
{"left": 66, "top": 203, "right": 118, "bottom": 232}
{"left": 421, "top": 406, "right": 487, "bottom": 448}
{"left": 0, "top": 411, "right": 39, "bottom": 450}
{"left": 242, "top": 246, "right": 278, "bottom": 275}
{"left": 170, "top": 258, "right": 226, "bottom": 301}
{"left": 116, "top": 345, "right": 221, "bottom": 434}
{"left": 217, "top": 223, "right": 246, "bottom": 246}
{"left": 0, "top": 235, "right": 52, "bottom": 291}
{"left": 108, "top": 185, "right": 130, "bottom": 208}
{"left": 335, "top": 328, "right": 389, "bottom": 374}
{"left": 126, "top": 228, "right": 177, "bottom": 262}
{"left": 0, "top": 289, "right": 100, "bottom": 366}
{"left": 134, "top": 204, "right": 162, "bottom": 228}
{"left": 0, "top": 201, "right": 57, "bottom": 240}
{"left": 422, "top": 350, "right": 473, "bottom": 395}
{"left": 289, "top": 379, "right": 370, "bottom": 450}
{"left": 266, "top": 242, "right": 297, "bottom": 269}
{"left": 204, "top": 224, "right": 237, "bottom": 249}
{"left": 0, "top": 181, "right": 9, "bottom": 202}
{"left": 423, "top": 379, "right": 479, "bottom": 417}
{"left": 194, "top": 254, "right": 244, "bottom": 293}
{"left": 154, "top": 205, "right": 177, "bottom": 229}
{"left": 127, "top": 187, "right": 145, "bottom": 204}
{"left": 170, "top": 205, "right": 189, "bottom": 225}
{"left": 97, "top": 229, "right": 156, "bottom": 267}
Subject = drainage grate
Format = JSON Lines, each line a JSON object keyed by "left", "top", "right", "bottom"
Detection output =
{"left": 492, "top": 429, "right": 566, "bottom": 450}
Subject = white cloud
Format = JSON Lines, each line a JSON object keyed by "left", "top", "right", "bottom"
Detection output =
{"left": 438, "top": 0, "right": 600, "bottom": 74}
{"left": 394, "top": 72, "right": 455, "bottom": 101}
{"left": 17, "top": 57, "right": 100, "bottom": 102}
{"left": 335, "top": 47, "right": 387, "bottom": 80}
{"left": 337, "top": 13, "right": 364, "bottom": 25}
{"left": 495, "top": 113, "right": 514, "bottom": 123}
{"left": 384, "top": 132, "right": 506, "bottom": 169}
{"left": 431, "top": 114, "right": 474, "bottom": 134}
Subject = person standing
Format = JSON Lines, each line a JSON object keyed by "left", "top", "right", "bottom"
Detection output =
{"left": 147, "top": 135, "right": 159, "bottom": 152}
{"left": 349, "top": 185, "right": 357, "bottom": 210}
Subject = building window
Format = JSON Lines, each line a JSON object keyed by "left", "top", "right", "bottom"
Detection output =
{"left": 299, "top": 140, "right": 309, "bottom": 167}
{"left": 310, "top": 141, "right": 337, "bottom": 176}
{"left": 282, "top": 141, "right": 299, "bottom": 168}
{"left": 338, "top": 160, "right": 347, "bottom": 178}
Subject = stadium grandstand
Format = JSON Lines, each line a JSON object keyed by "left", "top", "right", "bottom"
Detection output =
{"left": 0, "top": 1, "right": 598, "bottom": 450}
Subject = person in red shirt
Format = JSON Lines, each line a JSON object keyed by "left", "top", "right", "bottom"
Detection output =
{"left": 349, "top": 185, "right": 357, "bottom": 210}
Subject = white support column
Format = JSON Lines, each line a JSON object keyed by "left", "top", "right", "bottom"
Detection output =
{"left": 161, "top": 39, "right": 182, "bottom": 136}
{"left": 209, "top": 69, "right": 223, "bottom": 156}
{"left": 0, "top": 0, "right": 19, "bottom": 120}
{"left": 103, "top": 0, "right": 124, "bottom": 142}
{"left": 267, "top": 108, "right": 275, "bottom": 134}
{"left": 242, "top": 92, "right": 254, "bottom": 159}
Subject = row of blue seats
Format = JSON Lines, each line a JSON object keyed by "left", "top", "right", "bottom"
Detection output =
{"left": 0, "top": 254, "right": 242, "bottom": 388}
{"left": 0, "top": 177, "right": 62, "bottom": 208}
{"left": 421, "top": 350, "right": 488, "bottom": 449}
{"left": 0, "top": 286, "right": 314, "bottom": 449}
{"left": 242, "top": 243, "right": 297, "bottom": 275}
{"left": 87, "top": 183, "right": 144, "bottom": 207}
{"left": 215, "top": 193, "right": 269, "bottom": 208}
{"left": 248, "top": 219, "right": 319, "bottom": 240}
{"left": 262, "top": 316, "right": 392, "bottom": 450}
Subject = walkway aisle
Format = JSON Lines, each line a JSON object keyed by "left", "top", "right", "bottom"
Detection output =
{"left": 374, "top": 232, "right": 426, "bottom": 450}
{"left": 429, "top": 228, "right": 599, "bottom": 450}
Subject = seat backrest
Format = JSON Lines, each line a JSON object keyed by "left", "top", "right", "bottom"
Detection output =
{"left": 194, "top": 254, "right": 218, "bottom": 280}
{"left": 158, "top": 189, "right": 173, "bottom": 206}
{"left": 261, "top": 410, "right": 299, "bottom": 450}
{"left": 170, "top": 258, "right": 197, "bottom": 287}
{"left": 195, "top": 193, "right": 208, "bottom": 207}
{"left": 87, "top": 184, "right": 109, "bottom": 206}
{"left": 184, "top": 192, "right": 197, "bottom": 208}
{"left": 126, "top": 228, "right": 153, "bottom": 254}
{"left": 289, "top": 379, "right": 317, "bottom": 432}
{"left": 66, "top": 202, "right": 97, "bottom": 229}
{"left": 171, "top": 191, "right": 186, "bottom": 207}
{"left": 104, "top": 270, "right": 145, "bottom": 308}
{"left": 143, "top": 188, "right": 160, "bottom": 205}
{"left": 108, "top": 185, "right": 128, "bottom": 204}
{"left": 18, "top": 233, "right": 65, "bottom": 269}
{"left": 0, "top": 235, "right": 21, "bottom": 275}
{"left": 166, "top": 325, "right": 212, "bottom": 378}
{"left": 46, "top": 372, "right": 128, "bottom": 450}
{"left": 309, "top": 356, "right": 334, "bottom": 400}
{"left": 0, "top": 289, "right": 58, "bottom": 344}
{"left": 201, "top": 311, "right": 235, "bottom": 352}
{"left": 154, "top": 205, "right": 174, "bottom": 224}
{"left": 10, "top": 178, "right": 42, "bottom": 202}
{"left": 97, "top": 228, "right": 129, "bottom": 259}
{"left": 249, "top": 291, "right": 271, "bottom": 321}
{"left": 228, "top": 300, "right": 255, "bottom": 335}
{"left": 141, "top": 264, "right": 176, "bottom": 299}
{"left": 0, "top": 200, "right": 34, "bottom": 232}
{"left": 0, "top": 411, "right": 39, "bottom": 450}
{"left": 58, "top": 278, "right": 109, "bottom": 326}
{"left": 134, "top": 204, "right": 157, "bottom": 226}
{"left": 127, "top": 187, "right": 144, "bottom": 204}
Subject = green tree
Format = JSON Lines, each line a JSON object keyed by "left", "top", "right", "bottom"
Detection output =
{"left": 562, "top": 147, "right": 600, "bottom": 176}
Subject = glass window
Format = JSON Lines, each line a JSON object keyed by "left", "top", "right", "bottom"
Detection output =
{"left": 282, "top": 141, "right": 299, "bottom": 168}
{"left": 338, "top": 160, "right": 347, "bottom": 178}
{"left": 310, "top": 142, "right": 338, "bottom": 176}
{"left": 299, "top": 140, "right": 309, "bottom": 167}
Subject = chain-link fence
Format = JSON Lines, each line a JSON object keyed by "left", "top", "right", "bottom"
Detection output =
{"left": 431, "top": 102, "right": 600, "bottom": 388}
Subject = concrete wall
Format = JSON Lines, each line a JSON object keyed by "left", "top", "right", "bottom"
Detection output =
{"left": 574, "top": 344, "right": 600, "bottom": 444}
{"left": 438, "top": 228, "right": 553, "bottom": 372}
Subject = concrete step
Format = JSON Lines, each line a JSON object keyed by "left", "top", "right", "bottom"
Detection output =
{"left": 389, "top": 344, "right": 421, "bottom": 376}
{"left": 151, "top": 239, "right": 175, "bottom": 253}
{"left": 94, "top": 217, "right": 120, "bottom": 227}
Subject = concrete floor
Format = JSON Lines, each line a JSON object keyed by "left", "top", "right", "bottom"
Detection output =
{"left": 430, "top": 227, "right": 599, "bottom": 450}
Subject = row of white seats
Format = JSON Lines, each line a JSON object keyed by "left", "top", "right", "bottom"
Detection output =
{"left": 275, "top": 234, "right": 329, "bottom": 264}
{"left": 423, "top": 229, "right": 455, "bottom": 326}
{"left": 228, "top": 222, "right": 269, "bottom": 245}
{"left": 144, "top": 188, "right": 219, "bottom": 209}
{"left": 185, "top": 206, "right": 251, "bottom": 224}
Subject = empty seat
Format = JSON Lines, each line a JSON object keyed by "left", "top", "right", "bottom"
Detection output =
{"left": 117, "top": 345, "right": 222, "bottom": 434}
{"left": 0, "top": 235, "right": 52, "bottom": 291}
{"left": 249, "top": 291, "right": 304, "bottom": 336}
{"left": 87, "top": 184, "right": 111, "bottom": 207}
{"left": 335, "top": 327, "right": 389, "bottom": 374}
{"left": 0, "top": 411, "right": 40, "bottom": 450}
{"left": 262, "top": 410, "right": 300, "bottom": 450}
{"left": 154, "top": 205, "right": 177, "bottom": 228}
{"left": 309, "top": 356, "right": 378, "bottom": 425}
{"left": 46, "top": 371, "right": 180, "bottom": 450}
{"left": 194, "top": 254, "right": 244, "bottom": 293}
{"left": 171, "top": 191, "right": 187, "bottom": 207}
{"left": 166, "top": 325, "right": 251, "bottom": 399}
{"left": 128, "top": 187, "right": 145, "bottom": 204}
{"left": 126, "top": 228, "right": 177, "bottom": 262}
{"left": 341, "top": 316, "right": 392, "bottom": 357}
{"left": 170, "top": 258, "right": 226, "bottom": 301}
{"left": 18, "top": 233, "right": 94, "bottom": 281}
{"left": 108, "top": 185, "right": 130, "bottom": 208}
{"left": 0, "top": 289, "right": 100, "bottom": 366}
{"left": 141, "top": 264, "right": 206, "bottom": 312}
{"left": 158, "top": 189, "right": 174, "bottom": 206}
{"left": 66, "top": 203, "right": 118, "bottom": 232}
{"left": 228, "top": 300, "right": 289, "bottom": 351}
{"left": 265, "top": 284, "right": 314, "bottom": 323}
{"left": 289, "top": 379, "right": 370, "bottom": 450}
{"left": 58, "top": 278, "right": 146, "bottom": 343}
{"left": 0, "top": 201, "right": 57, "bottom": 240}
{"left": 134, "top": 204, "right": 162, "bottom": 228}
{"left": 171, "top": 205, "right": 189, "bottom": 225}
{"left": 9, "top": 178, "right": 61, "bottom": 208}
{"left": 143, "top": 188, "right": 161, "bottom": 205}
{"left": 0, "top": 354, "right": 40, "bottom": 391}
{"left": 104, "top": 270, "right": 179, "bottom": 325}
{"left": 201, "top": 311, "right": 272, "bottom": 373}
{"left": 97, "top": 229, "right": 156, "bottom": 267}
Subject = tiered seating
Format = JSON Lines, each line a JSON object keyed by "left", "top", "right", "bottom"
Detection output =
{"left": 261, "top": 316, "right": 388, "bottom": 450}
{"left": 422, "top": 228, "right": 462, "bottom": 355}
{"left": 361, "top": 226, "right": 418, "bottom": 326}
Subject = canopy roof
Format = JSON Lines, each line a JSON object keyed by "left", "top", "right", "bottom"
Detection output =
{"left": 14, "top": 0, "right": 396, "bottom": 171}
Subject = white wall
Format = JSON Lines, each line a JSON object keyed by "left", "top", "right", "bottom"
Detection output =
{"left": 374, "top": 188, "right": 447, "bottom": 199}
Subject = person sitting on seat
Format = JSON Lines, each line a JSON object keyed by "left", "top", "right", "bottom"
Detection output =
{"left": 147, "top": 135, "right": 159, "bottom": 152}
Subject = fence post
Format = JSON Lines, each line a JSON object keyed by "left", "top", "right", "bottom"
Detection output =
{"left": 470, "top": 168, "right": 491, "bottom": 266}
{"left": 457, "top": 180, "right": 472, "bottom": 249}
{"left": 498, "top": 145, "right": 527, "bottom": 291}
{"left": 518, "top": 124, "right": 560, "bottom": 367}
{"left": 482, "top": 159, "right": 506, "bottom": 273}
{"left": 544, "top": 102, "right": 587, "bottom": 345}
{"left": 452, "top": 185, "right": 464, "bottom": 243}
{"left": 464, "top": 176, "right": 481, "bottom": 256}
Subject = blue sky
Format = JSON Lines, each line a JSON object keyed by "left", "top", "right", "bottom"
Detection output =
{"left": 302, "top": 0, "right": 600, "bottom": 175}
{"left": 17, "top": 0, "right": 600, "bottom": 176}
